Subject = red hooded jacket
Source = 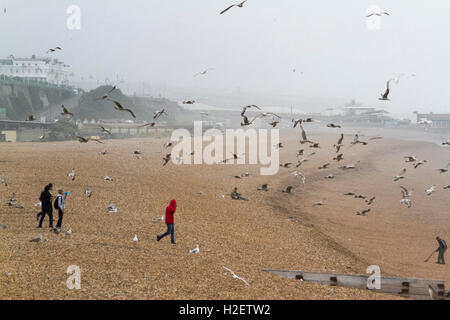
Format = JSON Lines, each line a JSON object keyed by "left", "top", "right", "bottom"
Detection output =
{"left": 165, "top": 199, "right": 176, "bottom": 224}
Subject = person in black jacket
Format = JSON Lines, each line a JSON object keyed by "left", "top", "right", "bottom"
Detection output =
{"left": 436, "top": 236, "right": 447, "bottom": 264}
{"left": 38, "top": 184, "right": 54, "bottom": 228}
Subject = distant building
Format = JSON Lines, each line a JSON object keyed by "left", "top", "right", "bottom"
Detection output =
{"left": 416, "top": 113, "right": 450, "bottom": 128}
{"left": 0, "top": 55, "right": 73, "bottom": 85}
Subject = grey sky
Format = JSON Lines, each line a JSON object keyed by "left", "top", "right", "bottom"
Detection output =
{"left": 1, "top": 0, "right": 449, "bottom": 113}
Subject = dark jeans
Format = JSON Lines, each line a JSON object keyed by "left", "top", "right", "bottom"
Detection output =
{"left": 38, "top": 207, "right": 53, "bottom": 228}
{"left": 438, "top": 249, "right": 446, "bottom": 264}
{"left": 56, "top": 209, "right": 63, "bottom": 229}
{"left": 159, "top": 224, "right": 175, "bottom": 243}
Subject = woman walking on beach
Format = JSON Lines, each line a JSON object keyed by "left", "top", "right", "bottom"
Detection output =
{"left": 38, "top": 184, "right": 54, "bottom": 228}
{"left": 55, "top": 189, "right": 70, "bottom": 233}
{"left": 157, "top": 199, "right": 177, "bottom": 244}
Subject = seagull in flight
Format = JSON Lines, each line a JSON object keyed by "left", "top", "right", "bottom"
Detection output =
{"left": 99, "top": 126, "right": 111, "bottom": 135}
{"left": 153, "top": 109, "right": 167, "bottom": 120}
{"left": 61, "top": 105, "right": 73, "bottom": 117}
{"left": 379, "top": 80, "right": 392, "bottom": 101}
{"left": 77, "top": 136, "right": 104, "bottom": 144}
{"left": 107, "top": 99, "right": 136, "bottom": 118}
{"left": 223, "top": 266, "right": 249, "bottom": 286}
{"left": 394, "top": 168, "right": 406, "bottom": 182}
{"left": 220, "top": 0, "right": 248, "bottom": 15}
{"left": 426, "top": 185, "right": 436, "bottom": 196}
{"left": 195, "top": 68, "right": 215, "bottom": 77}
{"left": 46, "top": 47, "right": 62, "bottom": 54}
{"left": 366, "top": 11, "right": 390, "bottom": 18}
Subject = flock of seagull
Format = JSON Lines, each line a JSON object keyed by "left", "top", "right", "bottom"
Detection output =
{"left": 2, "top": 2, "right": 449, "bottom": 292}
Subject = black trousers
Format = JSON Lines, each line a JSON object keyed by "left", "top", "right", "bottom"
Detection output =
{"left": 38, "top": 207, "right": 53, "bottom": 228}
{"left": 56, "top": 209, "right": 64, "bottom": 229}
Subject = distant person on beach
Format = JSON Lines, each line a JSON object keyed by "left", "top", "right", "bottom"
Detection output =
{"left": 38, "top": 184, "right": 54, "bottom": 228}
{"left": 436, "top": 236, "right": 447, "bottom": 264}
{"left": 157, "top": 199, "right": 177, "bottom": 244}
{"left": 54, "top": 189, "right": 69, "bottom": 233}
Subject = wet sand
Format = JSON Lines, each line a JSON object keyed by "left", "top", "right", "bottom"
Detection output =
{"left": 0, "top": 127, "right": 448, "bottom": 299}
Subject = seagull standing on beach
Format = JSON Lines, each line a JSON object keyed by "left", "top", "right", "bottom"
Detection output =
{"left": 30, "top": 234, "right": 43, "bottom": 242}
{"left": 223, "top": 267, "right": 249, "bottom": 286}
{"left": 133, "top": 234, "right": 138, "bottom": 243}
{"left": 189, "top": 245, "right": 200, "bottom": 254}
{"left": 68, "top": 168, "right": 75, "bottom": 181}
{"left": 0, "top": 173, "right": 7, "bottom": 187}
{"left": 108, "top": 203, "right": 118, "bottom": 213}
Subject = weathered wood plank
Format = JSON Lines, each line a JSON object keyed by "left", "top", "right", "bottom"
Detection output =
{"left": 262, "top": 269, "right": 447, "bottom": 300}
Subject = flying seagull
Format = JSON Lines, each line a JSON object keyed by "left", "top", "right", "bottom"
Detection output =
{"left": 394, "top": 168, "right": 406, "bottom": 182}
{"left": 426, "top": 185, "right": 436, "bottom": 196}
{"left": 379, "top": 80, "right": 392, "bottom": 101}
{"left": 334, "top": 133, "right": 344, "bottom": 153}
{"left": 99, "top": 126, "right": 111, "bottom": 135}
{"left": 291, "top": 171, "right": 306, "bottom": 185}
{"left": 318, "top": 163, "right": 330, "bottom": 170}
{"left": 367, "top": 11, "right": 390, "bottom": 18}
{"left": 61, "top": 105, "right": 73, "bottom": 117}
{"left": 404, "top": 156, "right": 417, "bottom": 163}
{"left": 223, "top": 266, "right": 249, "bottom": 286}
{"left": 414, "top": 160, "right": 427, "bottom": 169}
{"left": 108, "top": 99, "right": 136, "bottom": 118}
{"left": 139, "top": 122, "right": 156, "bottom": 128}
{"left": 153, "top": 109, "right": 167, "bottom": 120}
{"left": 195, "top": 68, "right": 215, "bottom": 77}
{"left": 107, "top": 86, "right": 117, "bottom": 94}
{"left": 220, "top": 0, "right": 248, "bottom": 15}
{"left": 366, "top": 197, "right": 376, "bottom": 205}
{"left": 327, "top": 123, "right": 342, "bottom": 129}
{"left": 76, "top": 136, "right": 104, "bottom": 144}
{"left": 46, "top": 47, "right": 62, "bottom": 54}
{"left": 356, "top": 209, "right": 371, "bottom": 216}
{"left": 162, "top": 154, "right": 171, "bottom": 166}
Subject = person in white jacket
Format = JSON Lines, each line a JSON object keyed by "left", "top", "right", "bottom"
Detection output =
{"left": 55, "top": 190, "right": 69, "bottom": 233}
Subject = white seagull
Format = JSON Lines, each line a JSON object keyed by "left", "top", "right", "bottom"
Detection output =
{"left": 426, "top": 185, "right": 436, "bottom": 196}
{"left": 189, "top": 244, "right": 200, "bottom": 254}
{"left": 30, "top": 234, "right": 43, "bottom": 242}
{"left": 223, "top": 266, "right": 250, "bottom": 286}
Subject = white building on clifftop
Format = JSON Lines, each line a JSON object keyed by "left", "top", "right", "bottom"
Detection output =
{"left": 0, "top": 55, "right": 73, "bottom": 86}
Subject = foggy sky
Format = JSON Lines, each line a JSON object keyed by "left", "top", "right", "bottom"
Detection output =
{"left": 1, "top": 0, "right": 450, "bottom": 113}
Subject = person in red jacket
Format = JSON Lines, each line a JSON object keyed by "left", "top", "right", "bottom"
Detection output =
{"left": 157, "top": 199, "right": 177, "bottom": 244}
